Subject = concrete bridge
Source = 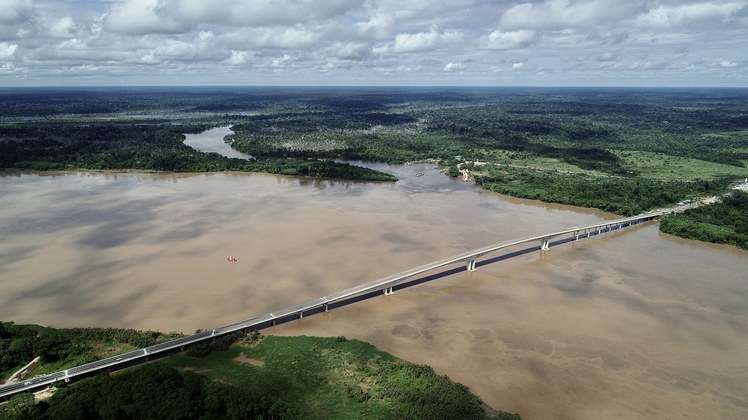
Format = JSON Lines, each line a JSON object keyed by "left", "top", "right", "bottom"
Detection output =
{"left": 0, "top": 210, "right": 663, "bottom": 400}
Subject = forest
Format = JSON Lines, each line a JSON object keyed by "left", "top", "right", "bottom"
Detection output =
{"left": 0, "top": 323, "right": 520, "bottom": 419}
{"left": 2, "top": 87, "right": 748, "bottom": 215}
{"left": 660, "top": 190, "right": 748, "bottom": 249}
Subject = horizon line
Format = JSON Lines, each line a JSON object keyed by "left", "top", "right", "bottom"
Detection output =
{"left": 2, "top": 85, "right": 748, "bottom": 90}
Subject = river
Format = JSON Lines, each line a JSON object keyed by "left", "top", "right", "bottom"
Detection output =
{"left": 1, "top": 126, "right": 747, "bottom": 419}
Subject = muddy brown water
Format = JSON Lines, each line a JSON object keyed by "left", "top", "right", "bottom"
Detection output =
{"left": 1, "top": 129, "right": 746, "bottom": 419}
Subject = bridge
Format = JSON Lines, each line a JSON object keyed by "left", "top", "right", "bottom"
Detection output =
{"left": 0, "top": 210, "right": 663, "bottom": 400}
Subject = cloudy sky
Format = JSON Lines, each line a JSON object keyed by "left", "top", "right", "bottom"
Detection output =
{"left": 1, "top": 0, "right": 746, "bottom": 86}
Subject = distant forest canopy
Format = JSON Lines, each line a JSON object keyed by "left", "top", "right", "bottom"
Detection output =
{"left": 2, "top": 87, "right": 748, "bottom": 214}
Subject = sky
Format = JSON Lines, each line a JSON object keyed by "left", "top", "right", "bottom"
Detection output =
{"left": 0, "top": 0, "right": 746, "bottom": 87}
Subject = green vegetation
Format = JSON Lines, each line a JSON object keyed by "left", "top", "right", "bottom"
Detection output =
{"left": 0, "top": 322, "right": 181, "bottom": 379}
{"left": 474, "top": 166, "right": 730, "bottom": 216}
{"left": 0, "top": 123, "right": 396, "bottom": 181}
{"left": 660, "top": 191, "right": 748, "bottom": 249}
{"left": 3, "top": 87, "right": 748, "bottom": 214}
{"left": 3, "top": 363, "right": 297, "bottom": 419}
{"left": 1, "top": 326, "right": 520, "bottom": 419}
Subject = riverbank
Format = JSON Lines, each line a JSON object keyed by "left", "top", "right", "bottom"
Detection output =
{"left": 0, "top": 323, "right": 518, "bottom": 419}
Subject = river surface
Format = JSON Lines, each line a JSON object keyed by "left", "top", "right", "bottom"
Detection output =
{"left": 1, "top": 127, "right": 747, "bottom": 419}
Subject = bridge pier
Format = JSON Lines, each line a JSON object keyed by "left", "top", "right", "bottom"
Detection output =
{"left": 324, "top": 303, "right": 329, "bottom": 313}
{"left": 466, "top": 259, "right": 477, "bottom": 271}
{"left": 299, "top": 312, "right": 303, "bottom": 319}
{"left": 540, "top": 237, "right": 551, "bottom": 251}
{"left": 383, "top": 286, "right": 394, "bottom": 295}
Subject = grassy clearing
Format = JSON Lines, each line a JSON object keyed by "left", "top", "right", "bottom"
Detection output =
{"left": 614, "top": 150, "right": 748, "bottom": 180}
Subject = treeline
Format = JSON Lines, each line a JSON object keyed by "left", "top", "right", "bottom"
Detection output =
{"left": 0, "top": 123, "right": 396, "bottom": 181}
{"left": 0, "top": 322, "right": 180, "bottom": 378}
{"left": 4, "top": 87, "right": 748, "bottom": 209}
{"left": 1, "top": 364, "right": 296, "bottom": 419}
{"left": 474, "top": 166, "right": 730, "bottom": 216}
{"left": 660, "top": 190, "right": 748, "bottom": 249}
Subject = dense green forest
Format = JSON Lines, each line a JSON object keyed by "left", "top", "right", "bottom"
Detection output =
{"left": 2, "top": 87, "right": 748, "bottom": 214}
{"left": 1, "top": 324, "right": 519, "bottom": 419}
{"left": 660, "top": 190, "right": 748, "bottom": 249}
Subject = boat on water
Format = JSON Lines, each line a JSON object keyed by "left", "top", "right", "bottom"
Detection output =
{"left": 415, "top": 172, "right": 424, "bottom": 177}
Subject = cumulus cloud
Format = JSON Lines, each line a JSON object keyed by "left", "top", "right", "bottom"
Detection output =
{"left": 169, "top": 0, "right": 363, "bottom": 27}
{"left": 48, "top": 17, "right": 78, "bottom": 38}
{"left": 718, "top": 60, "right": 738, "bottom": 68}
{"left": 224, "top": 50, "right": 249, "bottom": 65}
{"left": 0, "top": 0, "right": 34, "bottom": 25}
{"left": 104, "top": 0, "right": 188, "bottom": 35}
{"left": 391, "top": 26, "right": 462, "bottom": 53}
{"left": 0, "top": 42, "right": 18, "bottom": 60}
{"left": 500, "top": 0, "right": 641, "bottom": 30}
{"left": 484, "top": 29, "right": 535, "bottom": 50}
{"left": 330, "top": 42, "right": 371, "bottom": 60}
{"left": 637, "top": 2, "right": 747, "bottom": 28}
{"left": 443, "top": 62, "right": 465, "bottom": 72}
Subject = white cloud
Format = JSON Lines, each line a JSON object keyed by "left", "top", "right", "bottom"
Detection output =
{"left": 1, "top": 0, "right": 747, "bottom": 86}
{"left": 331, "top": 42, "right": 370, "bottom": 60}
{"left": 104, "top": 0, "right": 188, "bottom": 35}
{"left": 0, "top": 0, "right": 34, "bottom": 25}
{"left": 637, "top": 2, "right": 746, "bottom": 28}
{"left": 243, "top": 26, "right": 323, "bottom": 49}
{"left": 443, "top": 62, "right": 465, "bottom": 72}
{"left": 0, "top": 42, "right": 18, "bottom": 60}
{"left": 159, "top": 0, "right": 363, "bottom": 27}
{"left": 48, "top": 17, "right": 78, "bottom": 38}
{"left": 354, "top": 12, "right": 394, "bottom": 40}
{"left": 484, "top": 29, "right": 535, "bottom": 50}
{"left": 224, "top": 50, "right": 248, "bottom": 65}
{"left": 500, "top": 0, "right": 641, "bottom": 30}
{"left": 392, "top": 26, "right": 462, "bottom": 53}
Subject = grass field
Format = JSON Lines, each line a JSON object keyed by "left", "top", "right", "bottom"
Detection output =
{"left": 614, "top": 150, "right": 748, "bottom": 180}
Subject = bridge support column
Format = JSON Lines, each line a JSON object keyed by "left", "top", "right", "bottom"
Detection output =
{"left": 540, "top": 237, "right": 550, "bottom": 251}
{"left": 383, "top": 286, "right": 394, "bottom": 295}
{"left": 299, "top": 312, "right": 303, "bottom": 319}
{"left": 466, "top": 259, "right": 477, "bottom": 271}
{"left": 324, "top": 303, "right": 329, "bottom": 313}
{"left": 271, "top": 320, "right": 276, "bottom": 327}
{"left": 573, "top": 231, "right": 579, "bottom": 241}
